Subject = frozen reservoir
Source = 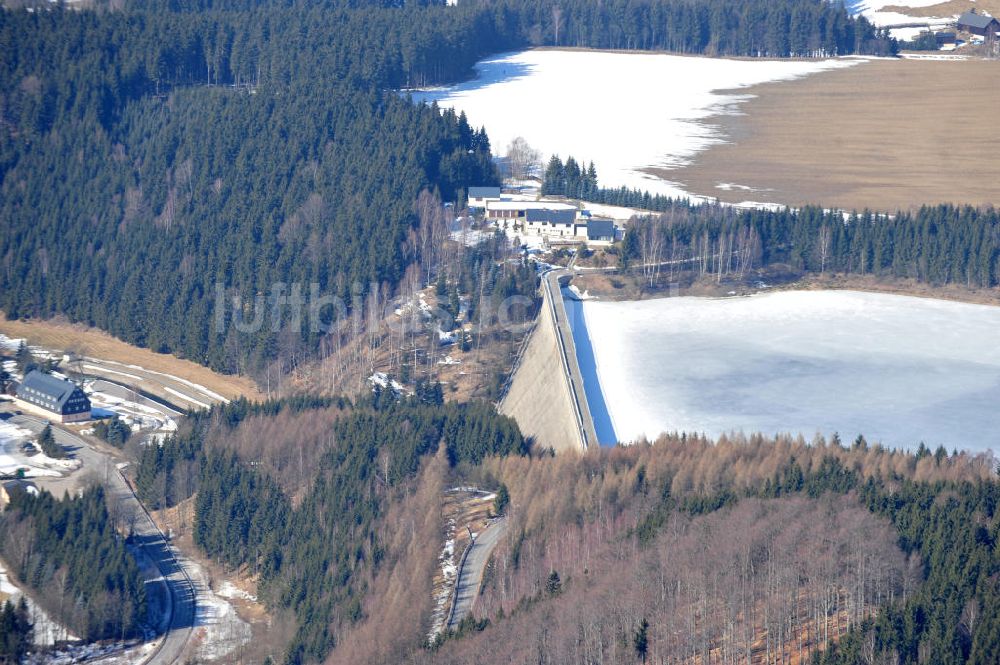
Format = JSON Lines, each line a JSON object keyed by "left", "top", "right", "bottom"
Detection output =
{"left": 410, "top": 49, "right": 857, "bottom": 200}
{"left": 569, "top": 290, "right": 1000, "bottom": 453}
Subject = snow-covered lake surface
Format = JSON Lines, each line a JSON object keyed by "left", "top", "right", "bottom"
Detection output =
{"left": 568, "top": 290, "right": 1000, "bottom": 453}
{"left": 411, "top": 50, "right": 858, "bottom": 200}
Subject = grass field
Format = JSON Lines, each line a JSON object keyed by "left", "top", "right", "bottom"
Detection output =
{"left": 665, "top": 58, "right": 1000, "bottom": 212}
{"left": 0, "top": 315, "right": 264, "bottom": 401}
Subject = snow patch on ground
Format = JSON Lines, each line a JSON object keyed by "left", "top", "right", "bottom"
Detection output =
{"left": 566, "top": 284, "right": 595, "bottom": 301}
{"left": 902, "top": 52, "right": 969, "bottom": 59}
{"left": 182, "top": 560, "right": 252, "bottom": 662}
{"left": 579, "top": 201, "right": 647, "bottom": 221}
{"left": 217, "top": 580, "right": 258, "bottom": 603}
{"left": 82, "top": 363, "right": 143, "bottom": 382}
{"left": 0, "top": 560, "right": 79, "bottom": 646}
{"left": 0, "top": 334, "right": 25, "bottom": 353}
{"left": 428, "top": 530, "right": 458, "bottom": 642}
{"left": 84, "top": 381, "right": 178, "bottom": 433}
{"left": 577, "top": 290, "right": 1000, "bottom": 453}
{"left": 369, "top": 372, "right": 408, "bottom": 395}
{"left": 24, "top": 641, "right": 156, "bottom": 665}
{"left": 163, "top": 385, "right": 211, "bottom": 409}
{"left": 450, "top": 227, "right": 495, "bottom": 247}
{"left": 0, "top": 421, "right": 81, "bottom": 478}
{"left": 412, "top": 50, "right": 860, "bottom": 200}
{"left": 123, "top": 364, "right": 230, "bottom": 404}
{"left": 841, "top": 0, "right": 962, "bottom": 41}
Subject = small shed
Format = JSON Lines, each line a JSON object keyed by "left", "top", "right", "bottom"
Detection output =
{"left": 935, "top": 31, "right": 956, "bottom": 46}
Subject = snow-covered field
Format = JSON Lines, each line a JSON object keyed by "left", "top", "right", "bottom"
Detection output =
{"left": 573, "top": 291, "right": 1000, "bottom": 453}
{"left": 412, "top": 50, "right": 859, "bottom": 200}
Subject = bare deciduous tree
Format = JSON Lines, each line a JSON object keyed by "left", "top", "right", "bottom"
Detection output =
{"left": 506, "top": 137, "right": 541, "bottom": 181}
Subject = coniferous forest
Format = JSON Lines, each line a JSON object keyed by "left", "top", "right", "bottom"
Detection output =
{"left": 540, "top": 157, "right": 1000, "bottom": 288}
{"left": 620, "top": 202, "right": 1000, "bottom": 289}
{"left": 0, "top": 598, "right": 32, "bottom": 663}
{"left": 134, "top": 394, "right": 526, "bottom": 663}
{"left": 3, "top": 2, "right": 999, "bottom": 664}
{"left": 0, "top": 486, "right": 146, "bottom": 642}
{"left": 1, "top": 0, "right": 894, "bottom": 379}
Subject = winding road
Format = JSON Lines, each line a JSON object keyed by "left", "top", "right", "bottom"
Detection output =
{"left": 4, "top": 412, "right": 196, "bottom": 665}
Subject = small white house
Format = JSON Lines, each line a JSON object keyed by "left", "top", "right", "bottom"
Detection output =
{"left": 467, "top": 186, "right": 502, "bottom": 210}
{"left": 524, "top": 208, "right": 578, "bottom": 238}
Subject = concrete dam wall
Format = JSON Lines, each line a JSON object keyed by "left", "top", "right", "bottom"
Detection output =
{"left": 499, "top": 272, "right": 597, "bottom": 453}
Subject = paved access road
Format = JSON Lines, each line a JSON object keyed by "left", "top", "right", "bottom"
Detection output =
{"left": 447, "top": 518, "right": 506, "bottom": 631}
{"left": 6, "top": 413, "right": 196, "bottom": 665}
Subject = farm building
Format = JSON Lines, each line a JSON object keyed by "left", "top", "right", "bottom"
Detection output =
{"left": 15, "top": 370, "right": 91, "bottom": 423}
{"left": 956, "top": 11, "right": 1000, "bottom": 38}
{"left": 935, "top": 31, "right": 956, "bottom": 46}
{"left": 485, "top": 199, "right": 619, "bottom": 245}
{"left": 524, "top": 208, "right": 578, "bottom": 238}
{"left": 585, "top": 219, "right": 617, "bottom": 245}
{"left": 486, "top": 200, "right": 578, "bottom": 223}
{"left": 467, "top": 186, "right": 502, "bottom": 209}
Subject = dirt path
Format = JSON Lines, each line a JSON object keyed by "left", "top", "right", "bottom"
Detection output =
{"left": 665, "top": 58, "right": 1000, "bottom": 212}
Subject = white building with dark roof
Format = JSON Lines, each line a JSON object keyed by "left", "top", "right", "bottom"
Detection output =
{"left": 15, "top": 370, "right": 91, "bottom": 423}
{"left": 467, "top": 186, "right": 502, "bottom": 209}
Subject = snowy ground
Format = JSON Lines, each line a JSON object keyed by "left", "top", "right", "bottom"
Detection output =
{"left": 182, "top": 559, "right": 252, "bottom": 662}
{"left": 572, "top": 291, "right": 1000, "bottom": 453}
{"left": 427, "top": 528, "right": 458, "bottom": 643}
{"left": 0, "top": 421, "right": 81, "bottom": 478}
{"left": 411, "top": 50, "right": 859, "bottom": 200}
{"left": 842, "top": 0, "right": 962, "bottom": 41}
{"left": 84, "top": 380, "right": 178, "bottom": 433}
{"left": 24, "top": 641, "right": 156, "bottom": 665}
{"left": 578, "top": 201, "right": 649, "bottom": 222}
{"left": 0, "top": 560, "right": 78, "bottom": 647}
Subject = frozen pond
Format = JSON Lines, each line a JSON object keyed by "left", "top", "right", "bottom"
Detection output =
{"left": 411, "top": 49, "right": 858, "bottom": 200}
{"left": 569, "top": 290, "right": 1000, "bottom": 453}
